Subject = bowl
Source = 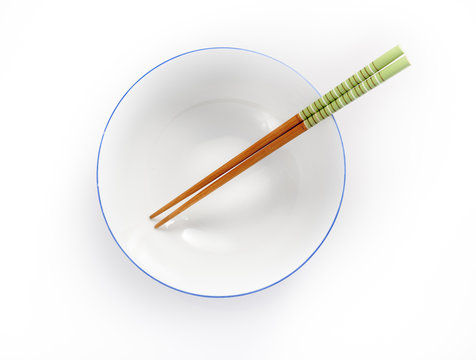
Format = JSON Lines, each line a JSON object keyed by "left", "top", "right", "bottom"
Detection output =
{"left": 97, "top": 47, "right": 346, "bottom": 297}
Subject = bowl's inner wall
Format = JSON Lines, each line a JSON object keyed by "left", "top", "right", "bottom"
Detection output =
{"left": 98, "top": 49, "right": 344, "bottom": 296}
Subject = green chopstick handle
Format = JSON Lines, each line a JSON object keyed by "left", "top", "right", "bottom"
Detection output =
{"left": 303, "top": 56, "right": 411, "bottom": 128}
{"left": 299, "top": 45, "right": 404, "bottom": 120}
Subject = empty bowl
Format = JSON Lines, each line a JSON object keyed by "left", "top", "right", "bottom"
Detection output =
{"left": 97, "top": 47, "right": 346, "bottom": 297}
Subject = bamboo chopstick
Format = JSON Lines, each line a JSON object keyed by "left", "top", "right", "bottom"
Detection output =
{"left": 149, "top": 113, "right": 303, "bottom": 219}
{"left": 154, "top": 122, "right": 308, "bottom": 228}
{"left": 303, "top": 56, "right": 410, "bottom": 129}
{"left": 298, "top": 45, "right": 403, "bottom": 120}
{"left": 153, "top": 55, "right": 411, "bottom": 228}
{"left": 150, "top": 46, "right": 405, "bottom": 220}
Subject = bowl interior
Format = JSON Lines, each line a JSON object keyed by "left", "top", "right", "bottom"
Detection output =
{"left": 97, "top": 48, "right": 345, "bottom": 296}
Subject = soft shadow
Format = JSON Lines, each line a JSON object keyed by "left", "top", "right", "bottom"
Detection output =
{"left": 86, "top": 151, "right": 300, "bottom": 318}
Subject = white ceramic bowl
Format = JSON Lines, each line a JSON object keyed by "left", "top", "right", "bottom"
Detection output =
{"left": 97, "top": 47, "right": 346, "bottom": 297}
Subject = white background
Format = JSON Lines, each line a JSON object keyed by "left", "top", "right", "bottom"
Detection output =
{"left": 1, "top": 0, "right": 475, "bottom": 358}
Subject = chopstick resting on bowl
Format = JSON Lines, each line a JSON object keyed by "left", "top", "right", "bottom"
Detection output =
{"left": 149, "top": 46, "right": 403, "bottom": 220}
{"left": 151, "top": 46, "right": 410, "bottom": 229}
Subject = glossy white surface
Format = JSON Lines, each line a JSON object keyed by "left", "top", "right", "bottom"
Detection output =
{"left": 98, "top": 49, "right": 345, "bottom": 296}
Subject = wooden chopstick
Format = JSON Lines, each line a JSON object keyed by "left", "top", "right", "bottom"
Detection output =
{"left": 152, "top": 53, "right": 410, "bottom": 228}
{"left": 149, "top": 114, "right": 302, "bottom": 219}
{"left": 150, "top": 46, "right": 405, "bottom": 220}
{"left": 154, "top": 121, "right": 308, "bottom": 228}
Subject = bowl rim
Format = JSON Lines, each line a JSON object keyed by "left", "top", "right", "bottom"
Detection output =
{"left": 96, "top": 46, "right": 346, "bottom": 298}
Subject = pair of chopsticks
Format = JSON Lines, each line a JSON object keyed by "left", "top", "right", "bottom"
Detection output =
{"left": 150, "top": 45, "right": 410, "bottom": 229}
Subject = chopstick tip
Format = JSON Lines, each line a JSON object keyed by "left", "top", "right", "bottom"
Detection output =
{"left": 154, "top": 219, "right": 167, "bottom": 229}
{"left": 149, "top": 210, "right": 162, "bottom": 219}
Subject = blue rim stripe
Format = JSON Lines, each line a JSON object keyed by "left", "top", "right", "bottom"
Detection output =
{"left": 96, "top": 47, "right": 346, "bottom": 298}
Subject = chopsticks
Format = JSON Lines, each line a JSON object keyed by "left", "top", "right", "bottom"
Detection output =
{"left": 151, "top": 46, "right": 410, "bottom": 228}
{"left": 149, "top": 46, "right": 403, "bottom": 220}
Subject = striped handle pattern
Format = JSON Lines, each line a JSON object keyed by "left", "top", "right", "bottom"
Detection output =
{"left": 299, "top": 45, "right": 404, "bottom": 120}
{"left": 303, "top": 56, "right": 410, "bottom": 129}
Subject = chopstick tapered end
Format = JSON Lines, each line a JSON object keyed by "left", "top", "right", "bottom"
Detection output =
{"left": 149, "top": 209, "right": 163, "bottom": 219}
{"left": 154, "top": 218, "right": 167, "bottom": 229}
